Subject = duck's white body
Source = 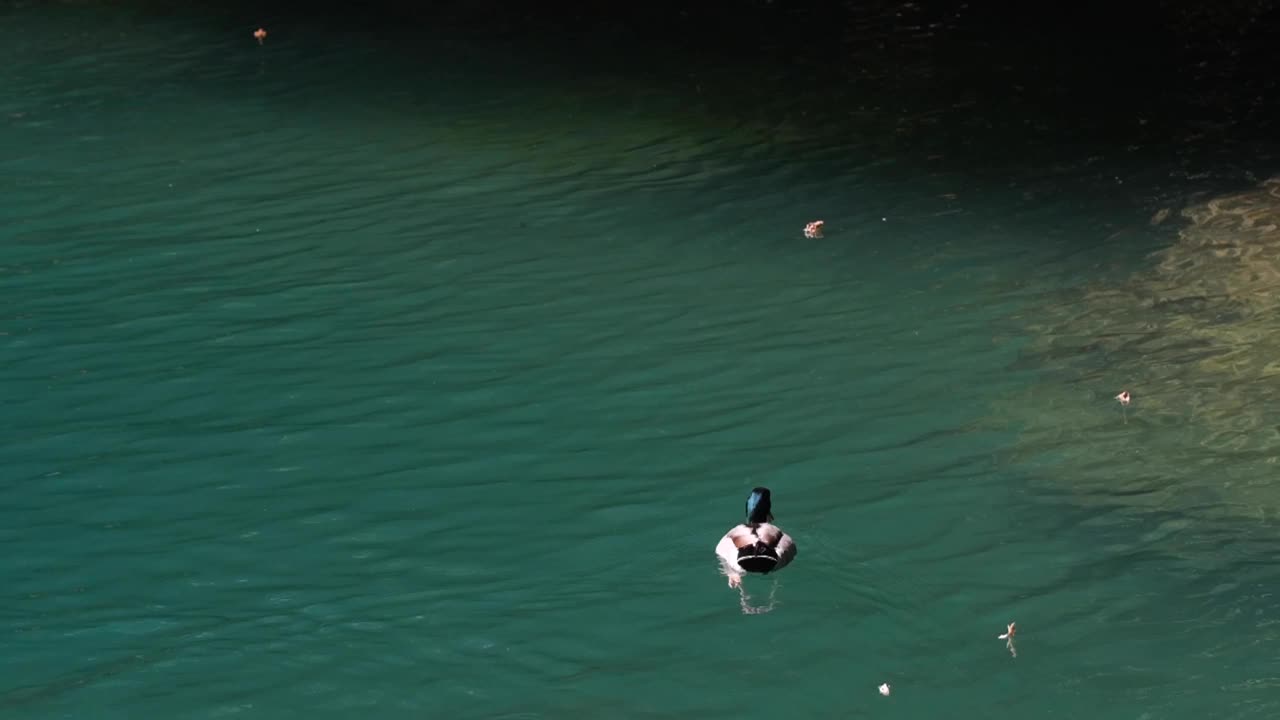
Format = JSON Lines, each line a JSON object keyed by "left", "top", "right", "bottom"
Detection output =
{"left": 716, "top": 522, "right": 797, "bottom": 578}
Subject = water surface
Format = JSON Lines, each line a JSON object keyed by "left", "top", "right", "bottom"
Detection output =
{"left": 4, "top": 4, "right": 1280, "bottom": 719}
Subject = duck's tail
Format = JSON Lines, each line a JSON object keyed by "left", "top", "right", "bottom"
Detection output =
{"left": 736, "top": 541, "right": 780, "bottom": 574}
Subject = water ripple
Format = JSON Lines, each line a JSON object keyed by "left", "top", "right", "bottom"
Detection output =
{"left": 4, "top": 5, "right": 1280, "bottom": 720}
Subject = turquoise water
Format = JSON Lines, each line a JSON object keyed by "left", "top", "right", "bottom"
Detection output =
{"left": 5, "top": 4, "right": 1280, "bottom": 719}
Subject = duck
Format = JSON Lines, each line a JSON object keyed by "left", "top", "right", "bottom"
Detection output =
{"left": 715, "top": 487, "right": 797, "bottom": 588}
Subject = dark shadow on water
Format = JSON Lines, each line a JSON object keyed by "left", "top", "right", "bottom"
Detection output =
{"left": 103, "top": 0, "right": 1280, "bottom": 204}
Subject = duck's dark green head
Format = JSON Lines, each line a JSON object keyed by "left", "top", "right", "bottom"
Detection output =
{"left": 745, "top": 487, "right": 773, "bottom": 524}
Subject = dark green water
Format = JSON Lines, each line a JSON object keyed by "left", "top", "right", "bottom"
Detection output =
{"left": 5, "top": 3, "right": 1280, "bottom": 719}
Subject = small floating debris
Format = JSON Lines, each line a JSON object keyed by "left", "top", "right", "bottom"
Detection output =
{"left": 878, "top": 683, "right": 891, "bottom": 697}
{"left": 998, "top": 622, "right": 1017, "bottom": 658}
{"left": 803, "top": 220, "right": 825, "bottom": 238}
{"left": 254, "top": 28, "right": 268, "bottom": 45}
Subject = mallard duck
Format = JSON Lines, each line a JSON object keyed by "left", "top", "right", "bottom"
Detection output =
{"left": 715, "top": 487, "right": 797, "bottom": 588}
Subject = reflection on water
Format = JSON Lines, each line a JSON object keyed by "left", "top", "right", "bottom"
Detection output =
{"left": 735, "top": 580, "right": 780, "bottom": 615}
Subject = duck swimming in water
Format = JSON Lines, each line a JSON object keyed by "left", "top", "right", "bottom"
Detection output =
{"left": 715, "top": 487, "right": 797, "bottom": 588}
